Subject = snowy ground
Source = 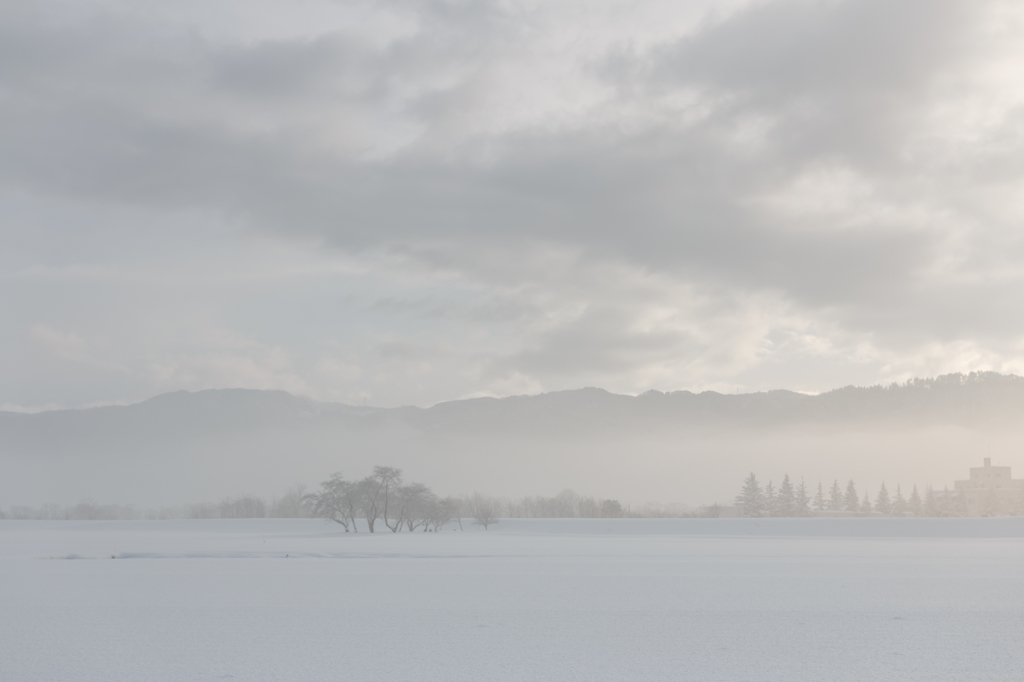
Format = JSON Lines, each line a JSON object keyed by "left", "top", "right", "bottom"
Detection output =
{"left": 2, "top": 518, "right": 1024, "bottom": 681}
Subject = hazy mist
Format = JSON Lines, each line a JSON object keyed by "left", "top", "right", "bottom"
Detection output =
{"left": 4, "top": 0, "right": 1024, "bottom": 510}
{"left": 4, "top": 374, "right": 1024, "bottom": 508}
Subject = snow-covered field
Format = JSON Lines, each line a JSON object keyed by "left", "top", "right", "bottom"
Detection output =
{"left": 2, "top": 518, "right": 1023, "bottom": 681}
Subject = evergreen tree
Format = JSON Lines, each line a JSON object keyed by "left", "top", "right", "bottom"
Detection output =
{"left": 861, "top": 492, "right": 872, "bottom": 514}
{"left": 813, "top": 481, "right": 826, "bottom": 512}
{"left": 844, "top": 480, "right": 859, "bottom": 512}
{"left": 1008, "top": 491, "right": 1024, "bottom": 517}
{"left": 939, "top": 486, "right": 954, "bottom": 517}
{"left": 765, "top": 481, "right": 777, "bottom": 517}
{"left": 951, "top": 488, "right": 969, "bottom": 517}
{"left": 875, "top": 482, "right": 892, "bottom": 516}
{"left": 908, "top": 486, "right": 923, "bottom": 516}
{"left": 981, "top": 488, "right": 1000, "bottom": 517}
{"left": 777, "top": 474, "right": 796, "bottom": 517}
{"left": 924, "top": 486, "right": 939, "bottom": 517}
{"left": 795, "top": 478, "right": 811, "bottom": 517}
{"left": 892, "top": 485, "right": 907, "bottom": 516}
{"left": 829, "top": 480, "right": 843, "bottom": 511}
{"left": 737, "top": 473, "right": 765, "bottom": 518}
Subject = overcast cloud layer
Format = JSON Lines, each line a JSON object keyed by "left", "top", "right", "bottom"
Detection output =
{"left": 3, "top": 0, "right": 1024, "bottom": 410}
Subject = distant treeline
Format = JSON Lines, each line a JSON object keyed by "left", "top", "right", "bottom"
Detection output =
{"left": 0, "top": 486, "right": 311, "bottom": 521}
{"left": 301, "top": 466, "right": 710, "bottom": 532}
{"left": 472, "top": 493, "right": 716, "bottom": 519}
{"left": 0, "top": 464, "right": 722, "bottom": 523}
{"left": 736, "top": 473, "right": 1023, "bottom": 517}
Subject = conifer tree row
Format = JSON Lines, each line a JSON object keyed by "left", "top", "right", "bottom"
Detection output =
{"left": 734, "top": 474, "right": 981, "bottom": 517}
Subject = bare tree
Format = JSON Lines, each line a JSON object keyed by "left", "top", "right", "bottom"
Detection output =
{"left": 503, "top": 491, "right": 621, "bottom": 518}
{"left": 376, "top": 464, "right": 403, "bottom": 528}
{"left": 219, "top": 496, "right": 267, "bottom": 518}
{"left": 305, "top": 474, "right": 358, "bottom": 531}
{"left": 354, "top": 476, "right": 383, "bottom": 532}
{"left": 577, "top": 494, "right": 601, "bottom": 518}
{"left": 395, "top": 483, "right": 435, "bottom": 532}
{"left": 555, "top": 489, "right": 580, "bottom": 517}
{"left": 356, "top": 462, "right": 403, "bottom": 532}
{"left": 426, "top": 496, "right": 459, "bottom": 532}
{"left": 600, "top": 499, "right": 623, "bottom": 517}
{"left": 469, "top": 493, "right": 500, "bottom": 530}
{"left": 308, "top": 466, "right": 404, "bottom": 533}
{"left": 272, "top": 484, "right": 309, "bottom": 518}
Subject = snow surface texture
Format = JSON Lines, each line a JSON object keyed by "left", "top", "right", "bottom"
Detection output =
{"left": 2, "top": 518, "right": 1023, "bottom": 681}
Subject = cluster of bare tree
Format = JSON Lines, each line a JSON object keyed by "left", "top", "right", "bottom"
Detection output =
{"left": 503, "top": 490, "right": 624, "bottom": 518}
{"left": 304, "top": 472, "right": 647, "bottom": 530}
{"left": 737, "top": 473, "right": 1024, "bottom": 517}
{"left": 0, "top": 483, "right": 710, "bottom": 522}
{"left": 1, "top": 486, "right": 312, "bottom": 521}
{"left": 1, "top": 469, "right": 739, "bottom": 524}
{"left": 488, "top": 492, "right": 712, "bottom": 519}
{"left": 439, "top": 490, "right": 621, "bottom": 521}
{"left": 305, "top": 466, "right": 463, "bottom": 532}
{"left": 185, "top": 487, "right": 309, "bottom": 519}
{"left": 3, "top": 501, "right": 154, "bottom": 521}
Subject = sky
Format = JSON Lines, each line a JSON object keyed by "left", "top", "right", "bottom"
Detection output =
{"left": 4, "top": 0, "right": 1024, "bottom": 411}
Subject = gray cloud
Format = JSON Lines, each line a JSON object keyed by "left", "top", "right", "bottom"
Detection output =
{"left": 2, "top": 0, "right": 1023, "bottom": 408}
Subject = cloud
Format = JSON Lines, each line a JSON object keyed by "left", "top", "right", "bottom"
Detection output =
{"left": 30, "top": 324, "right": 126, "bottom": 371}
{"left": 2, "top": 0, "right": 1024, "bottom": 407}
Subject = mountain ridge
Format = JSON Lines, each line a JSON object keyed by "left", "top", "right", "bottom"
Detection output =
{"left": 4, "top": 372, "right": 1024, "bottom": 439}
{"left": 4, "top": 372, "right": 1024, "bottom": 506}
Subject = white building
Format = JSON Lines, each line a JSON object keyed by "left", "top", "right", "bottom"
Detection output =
{"left": 953, "top": 458, "right": 1024, "bottom": 517}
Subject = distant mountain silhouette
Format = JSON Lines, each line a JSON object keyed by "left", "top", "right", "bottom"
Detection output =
{"left": 4, "top": 372, "right": 1024, "bottom": 453}
{"left": 4, "top": 372, "right": 1024, "bottom": 506}
{"left": 408, "top": 372, "right": 1024, "bottom": 432}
